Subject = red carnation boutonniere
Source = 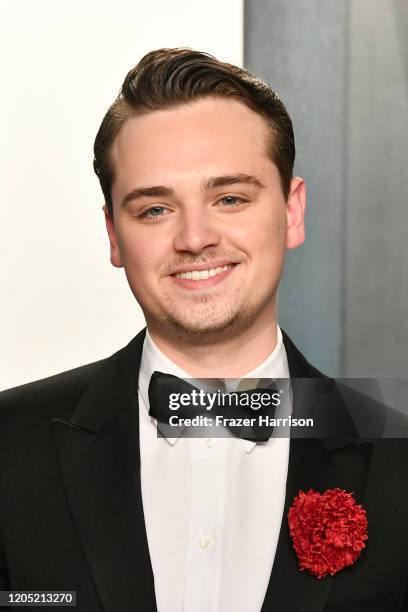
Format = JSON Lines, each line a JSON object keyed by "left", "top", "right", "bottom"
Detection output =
{"left": 288, "top": 488, "right": 368, "bottom": 579}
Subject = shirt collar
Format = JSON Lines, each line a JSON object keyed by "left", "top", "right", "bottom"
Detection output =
{"left": 138, "top": 325, "right": 290, "bottom": 452}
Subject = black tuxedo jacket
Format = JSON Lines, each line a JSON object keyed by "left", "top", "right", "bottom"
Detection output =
{"left": 1, "top": 329, "right": 408, "bottom": 611}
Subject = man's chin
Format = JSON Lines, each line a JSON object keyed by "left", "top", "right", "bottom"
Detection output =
{"left": 162, "top": 309, "right": 254, "bottom": 344}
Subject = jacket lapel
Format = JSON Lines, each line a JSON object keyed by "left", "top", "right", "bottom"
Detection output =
{"left": 53, "top": 328, "right": 157, "bottom": 612}
{"left": 261, "top": 332, "right": 373, "bottom": 612}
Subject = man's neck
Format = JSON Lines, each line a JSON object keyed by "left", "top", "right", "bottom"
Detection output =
{"left": 147, "top": 318, "right": 279, "bottom": 378}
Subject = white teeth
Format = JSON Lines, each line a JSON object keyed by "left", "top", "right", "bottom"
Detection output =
{"left": 174, "top": 264, "right": 234, "bottom": 280}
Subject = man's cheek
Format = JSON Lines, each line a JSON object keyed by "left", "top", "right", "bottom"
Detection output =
{"left": 124, "top": 247, "right": 149, "bottom": 269}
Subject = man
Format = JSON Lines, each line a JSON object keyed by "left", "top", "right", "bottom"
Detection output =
{"left": 1, "top": 48, "right": 407, "bottom": 611}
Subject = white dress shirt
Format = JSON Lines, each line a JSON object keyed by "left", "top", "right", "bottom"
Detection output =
{"left": 138, "top": 326, "right": 291, "bottom": 612}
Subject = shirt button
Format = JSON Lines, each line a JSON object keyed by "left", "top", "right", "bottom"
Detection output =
{"left": 199, "top": 535, "right": 214, "bottom": 550}
{"left": 204, "top": 438, "right": 216, "bottom": 448}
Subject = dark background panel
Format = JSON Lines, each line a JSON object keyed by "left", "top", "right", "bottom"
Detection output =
{"left": 245, "top": 0, "right": 408, "bottom": 376}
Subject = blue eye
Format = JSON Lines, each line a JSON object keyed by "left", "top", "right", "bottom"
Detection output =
{"left": 143, "top": 206, "right": 167, "bottom": 218}
{"left": 220, "top": 196, "right": 245, "bottom": 207}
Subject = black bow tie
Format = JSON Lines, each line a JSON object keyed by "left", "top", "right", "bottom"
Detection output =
{"left": 148, "top": 371, "right": 280, "bottom": 442}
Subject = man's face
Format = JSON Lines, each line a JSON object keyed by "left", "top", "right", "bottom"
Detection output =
{"left": 106, "top": 97, "right": 305, "bottom": 342}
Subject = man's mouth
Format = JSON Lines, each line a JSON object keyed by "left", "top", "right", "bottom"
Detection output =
{"left": 169, "top": 262, "right": 238, "bottom": 290}
{"left": 173, "top": 264, "right": 234, "bottom": 281}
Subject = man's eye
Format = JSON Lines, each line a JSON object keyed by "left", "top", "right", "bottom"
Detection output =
{"left": 219, "top": 196, "right": 246, "bottom": 207}
{"left": 140, "top": 206, "right": 168, "bottom": 218}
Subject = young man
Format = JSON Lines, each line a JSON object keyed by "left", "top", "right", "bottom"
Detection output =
{"left": 1, "top": 49, "right": 407, "bottom": 611}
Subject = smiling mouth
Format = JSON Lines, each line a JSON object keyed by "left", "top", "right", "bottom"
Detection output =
{"left": 173, "top": 264, "right": 235, "bottom": 281}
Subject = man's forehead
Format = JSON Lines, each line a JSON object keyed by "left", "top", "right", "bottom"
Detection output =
{"left": 112, "top": 97, "right": 270, "bottom": 152}
{"left": 109, "top": 98, "right": 275, "bottom": 204}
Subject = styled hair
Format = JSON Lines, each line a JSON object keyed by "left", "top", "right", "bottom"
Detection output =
{"left": 93, "top": 48, "right": 295, "bottom": 217}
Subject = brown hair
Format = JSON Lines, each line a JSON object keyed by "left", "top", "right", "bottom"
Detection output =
{"left": 93, "top": 48, "right": 295, "bottom": 217}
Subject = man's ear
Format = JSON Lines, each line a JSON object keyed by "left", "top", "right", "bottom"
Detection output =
{"left": 285, "top": 177, "right": 306, "bottom": 249}
{"left": 103, "top": 205, "right": 123, "bottom": 268}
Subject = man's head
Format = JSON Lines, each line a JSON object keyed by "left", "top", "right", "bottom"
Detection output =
{"left": 94, "top": 48, "right": 296, "bottom": 217}
{"left": 94, "top": 48, "right": 305, "bottom": 343}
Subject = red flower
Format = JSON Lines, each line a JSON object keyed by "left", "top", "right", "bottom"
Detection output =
{"left": 288, "top": 488, "right": 368, "bottom": 579}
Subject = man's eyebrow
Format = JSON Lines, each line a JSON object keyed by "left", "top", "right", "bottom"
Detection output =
{"left": 204, "top": 173, "right": 266, "bottom": 190}
{"left": 121, "top": 174, "right": 265, "bottom": 208}
{"left": 121, "top": 185, "right": 175, "bottom": 208}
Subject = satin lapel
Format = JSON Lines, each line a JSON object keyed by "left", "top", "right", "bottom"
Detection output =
{"left": 53, "top": 328, "right": 157, "bottom": 612}
{"left": 260, "top": 332, "right": 373, "bottom": 612}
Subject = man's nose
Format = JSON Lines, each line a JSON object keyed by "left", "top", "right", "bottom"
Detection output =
{"left": 173, "top": 208, "right": 221, "bottom": 254}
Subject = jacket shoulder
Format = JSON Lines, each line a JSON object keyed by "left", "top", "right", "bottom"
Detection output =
{"left": 0, "top": 359, "right": 107, "bottom": 423}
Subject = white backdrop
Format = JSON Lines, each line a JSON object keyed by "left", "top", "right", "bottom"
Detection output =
{"left": 1, "top": 0, "right": 244, "bottom": 389}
